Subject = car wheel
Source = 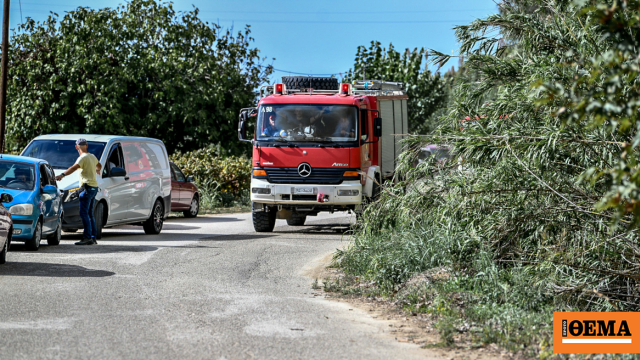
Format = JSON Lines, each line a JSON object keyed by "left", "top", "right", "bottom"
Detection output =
{"left": 143, "top": 200, "right": 164, "bottom": 235}
{"left": 26, "top": 220, "right": 42, "bottom": 251}
{"left": 0, "top": 237, "right": 7, "bottom": 264}
{"left": 286, "top": 214, "right": 306, "bottom": 226}
{"left": 47, "top": 223, "right": 61, "bottom": 246}
{"left": 183, "top": 196, "right": 199, "bottom": 218}
{"left": 252, "top": 202, "right": 276, "bottom": 232}
{"left": 94, "top": 202, "right": 104, "bottom": 240}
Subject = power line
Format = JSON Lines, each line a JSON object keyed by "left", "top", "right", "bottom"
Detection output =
{"left": 216, "top": 19, "right": 471, "bottom": 24}
{"left": 197, "top": 8, "right": 496, "bottom": 15}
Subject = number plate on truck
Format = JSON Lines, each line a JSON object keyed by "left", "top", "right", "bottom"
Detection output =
{"left": 292, "top": 187, "right": 316, "bottom": 194}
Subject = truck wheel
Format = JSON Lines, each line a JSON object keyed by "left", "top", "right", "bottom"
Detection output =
{"left": 252, "top": 203, "right": 276, "bottom": 232}
{"left": 143, "top": 200, "right": 164, "bottom": 235}
{"left": 282, "top": 76, "right": 339, "bottom": 90}
{"left": 286, "top": 214, "right": 306, "bottom": 226}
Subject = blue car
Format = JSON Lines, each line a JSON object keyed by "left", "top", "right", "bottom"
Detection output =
{"left": 0, "top": 155, "right": 62, "bottom": 250}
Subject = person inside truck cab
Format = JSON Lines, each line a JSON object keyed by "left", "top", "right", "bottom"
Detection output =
{"left": 293, "top": 106, "right": 331, "bottom": 127}
{"left": 261, "top": 114, "right": 280, "bottom": 137}
{"left": 332, "top": 116, "right": 355, "bottom": 138}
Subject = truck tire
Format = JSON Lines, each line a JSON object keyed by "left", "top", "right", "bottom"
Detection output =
{"left": 282, "top": 76, "right": 339, "bottom": 91}
{"left": 286, "top": 214, "right": 306, "bottom": 226}
{"left": 252, "top": 203, "right": 276, "bottom": 232}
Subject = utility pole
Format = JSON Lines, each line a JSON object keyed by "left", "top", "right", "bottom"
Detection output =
{"left": 0, "top": 0, "right": 9, "bottom": 154}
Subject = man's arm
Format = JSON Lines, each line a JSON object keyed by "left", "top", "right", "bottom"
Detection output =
{"left": 55, "top": 164, "right": 80, "bottom": 181}
{"left": 96, "top": 163, "right": 102, "bottom": 175}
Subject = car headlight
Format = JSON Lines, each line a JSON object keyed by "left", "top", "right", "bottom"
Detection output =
{"left": 64, "top": 187, "right": 80, "bottom": 202}
{"left": 337, "top": 189, "right": 360, "bottom": 197}
{"left": 10, "top": 203, "right": 33, "bottom": 215}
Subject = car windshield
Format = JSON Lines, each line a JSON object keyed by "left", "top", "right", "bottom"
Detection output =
{"left": 256, "top": 104, "right": 358, "bottom": 142}
{"left": 0, "top": 161, "right": 36, "bottom": 190}
{"left": 22, "top": 140, "right": 106, "bottom": 169}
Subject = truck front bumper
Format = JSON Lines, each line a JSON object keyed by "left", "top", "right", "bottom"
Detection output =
{"left": 250, "top": 179, "right": 362, "bottom": 206}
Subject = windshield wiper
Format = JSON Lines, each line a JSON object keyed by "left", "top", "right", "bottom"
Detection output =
{"left": 272, "top": 138, "right": 298, "bottom": 148}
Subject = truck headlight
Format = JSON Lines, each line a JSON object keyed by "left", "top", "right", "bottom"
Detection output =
{"left": 337, "top": 190, "right": 359, "bottom": 196}
{"left": 10, "top": 203, "right": 33, "bottom": 215}
{"left": 251, "top": 188, "right": 271, "bottom": 194}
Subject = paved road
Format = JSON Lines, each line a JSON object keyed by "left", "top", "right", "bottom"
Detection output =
{"left": 0, "top": 213, "right": 431, "bottom": 360}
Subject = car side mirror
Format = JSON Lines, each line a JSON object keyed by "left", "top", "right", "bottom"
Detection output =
{"left": 42, "top": 185, "right": 57, "bottom": 194}
{"left": 186, "top": 176, "right": 194, "bottom": 183}
{"left": 373, "top": 117, "right": 382, "bottom": 137}
{"left": 238, "top": 111, "right": 249, "bottom": 141}
{"left": 110, "top": 167, "right": 127, "bottom": 177}
{"left": 0, "top": 193, "right": 13, "bottom": 203}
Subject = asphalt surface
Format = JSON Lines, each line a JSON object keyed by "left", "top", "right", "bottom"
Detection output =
{"left": 0, "top": 212, "right": 432, "bottom": 360}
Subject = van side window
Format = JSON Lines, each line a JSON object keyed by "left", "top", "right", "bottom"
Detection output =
{"left": 105, "top": 143, "right": 124, "bottom": 177}
{"left": 146, "top": 143, "right": 168, "bottom": 169}
{"left": 122, "top": 142, "right": 151, "bottom": 173}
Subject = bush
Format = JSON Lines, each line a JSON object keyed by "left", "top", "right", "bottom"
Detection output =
{"left": 170, "top": 147, "right": 252, "bottom": 211}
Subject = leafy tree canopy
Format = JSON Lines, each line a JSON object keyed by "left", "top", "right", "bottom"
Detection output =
{"left": 342, "top": 41, "right": 454, "bottom": 134}
{"left": 6, "top": 0, "right": 272, "bottom": 155}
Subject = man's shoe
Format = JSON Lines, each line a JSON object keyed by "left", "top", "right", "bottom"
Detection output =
{"left": 91, "top": 238, "right": 98, "bottom": 245}
{"left": 75, "top": 238, "right": 95, "bottom": 245}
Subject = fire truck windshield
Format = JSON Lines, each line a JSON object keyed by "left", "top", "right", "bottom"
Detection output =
{"left": 256, "top": 104, "right": 358, "bottom": 143}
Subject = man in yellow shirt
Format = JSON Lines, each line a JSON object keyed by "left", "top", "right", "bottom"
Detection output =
{"left": 55, "top": 139, "right": 103, "bottom": 245}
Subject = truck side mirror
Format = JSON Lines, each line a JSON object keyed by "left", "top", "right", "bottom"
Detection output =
{"left": 373, "top": 117, "right": 382, "bottom": 137}
{"left": 238, "top": 111, "right": 249, "bottom": 141}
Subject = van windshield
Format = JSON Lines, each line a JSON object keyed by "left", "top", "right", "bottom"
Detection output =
{"left": 22, "top": 140, "right": 106, "bottom": 169}
{"left": 256, "top": 104, "right": 358, "bottom": 142}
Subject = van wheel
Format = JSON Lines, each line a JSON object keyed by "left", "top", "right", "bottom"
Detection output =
{"left": 94, "top": 202, "right": 104, "bottom": 239}
{"left": 143, "top": 200, "right": 164, "bottom": 235}
{"left": 252, "top": 203, "right": 276, "bottom": 232}
{"left": 47, "top": 223, "right": 61, "bottom": 246}
{"left": 26, "top": 220, "right": 42, "bottom": 251}
{"left": 0, "top": 236, "right": 8, "bottom": 264}
{"left": 286, "top": 214, "right": 306, "bottom": 226}
{"left": 183, "top": 196, "right": 199, "bottom": 218}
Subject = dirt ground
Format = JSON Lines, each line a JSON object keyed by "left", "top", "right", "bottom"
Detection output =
{"left": 303, "top": 252, "right": 520, "bottom": 360}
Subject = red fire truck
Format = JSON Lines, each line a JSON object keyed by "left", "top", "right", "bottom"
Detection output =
{"left": 238, "top": 77, "right": 408, "bottom": 232}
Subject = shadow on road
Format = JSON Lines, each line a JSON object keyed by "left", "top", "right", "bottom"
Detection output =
{"left": 9, "top": 243, "right": 158, "bottom": 254}
{"left": 274, "top": 223, "right": 353, "bottom": 235}
{"left": 0, "top": 262, "right": 115, "bottom": 277}
{"left": 198, "top": 234, "right": 276, "bottom": 241}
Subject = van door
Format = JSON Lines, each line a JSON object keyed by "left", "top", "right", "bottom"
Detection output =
{"left": 124, "top": 142, "right": 167, "bottom": 220}
{"left": 102, "top": 143, "right": 131, "bottom": 222}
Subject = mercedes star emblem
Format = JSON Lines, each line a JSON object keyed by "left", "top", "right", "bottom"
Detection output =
{"left": 298, "top": 163, "right": 312, "bottom": 177}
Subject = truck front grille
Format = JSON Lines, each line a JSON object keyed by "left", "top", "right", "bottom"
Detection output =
{"left": 264, "top": 167, "right": 358, "bottom": 185}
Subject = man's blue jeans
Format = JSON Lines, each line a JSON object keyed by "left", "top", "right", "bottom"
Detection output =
{"left": 79, "top": 185, "right": 99, "bottom": 240}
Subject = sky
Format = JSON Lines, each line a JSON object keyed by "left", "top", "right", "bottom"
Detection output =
{"left": 13, "top": 0, "right": 498, "bottom": 84}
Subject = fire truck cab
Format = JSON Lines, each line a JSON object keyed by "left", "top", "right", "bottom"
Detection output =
{"left": 238, "top": 77, "right": 408, "bottom": 232}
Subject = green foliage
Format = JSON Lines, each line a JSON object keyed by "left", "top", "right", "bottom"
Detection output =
{"left": 169, "top": 146, "right": 251, "bottom": 198}
{"left": 342, "top": 41, "right": 453, "bottom": 134}
{"left": 6, "top": 0, "right": 272, "bottom": 155}
{"left": 335, "top": 0, "right": 640, "bottom": 355}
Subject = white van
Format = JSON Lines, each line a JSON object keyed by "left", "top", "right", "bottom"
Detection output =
{"left": 21, "top": 135, "right": 171, "bottom": 237}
